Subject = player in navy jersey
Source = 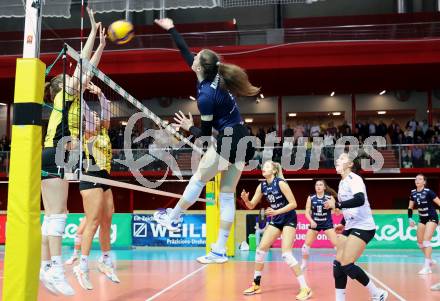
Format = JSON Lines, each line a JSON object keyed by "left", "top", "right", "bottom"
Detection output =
{"left": 324, "top": 153, "right": 388, "bottom": 301}
{"left": 241, "top": 161, "right": 312, "bottom": 300}
{"left": 301, "top": 179, "right": 338, "bottom": 270}
{"left": 407, "top": 174, "right": 440, "bottom": 275}
{"left": 153, "top": 18, "right": 258, "bottom": 264}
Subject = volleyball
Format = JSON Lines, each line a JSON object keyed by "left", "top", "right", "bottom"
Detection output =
{"left": 107, "top": 20, "right": 134, "bottom": 45}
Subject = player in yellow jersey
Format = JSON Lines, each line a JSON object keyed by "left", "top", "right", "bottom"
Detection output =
{"left": 40, "top": 8, "right": 106, "bottom": 296}
{"left": 73, "top": 82, "right": 120, "bottom": 290}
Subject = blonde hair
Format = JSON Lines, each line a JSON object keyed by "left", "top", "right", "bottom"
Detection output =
{"left": 199, "top": 49, "right": 260, "bottom": 97}
{"left": 265, "top": 160, "right": 284, "bottom": 179}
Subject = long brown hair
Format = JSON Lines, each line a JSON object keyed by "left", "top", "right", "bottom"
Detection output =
{"left": 199, "top": 49, "right": 260, "bottom": 96}
{"left": 44, "top": 74, "right": 64, "bottom": 102}
{"left": 316, "top": 179, "right": 337, "bottom": 198}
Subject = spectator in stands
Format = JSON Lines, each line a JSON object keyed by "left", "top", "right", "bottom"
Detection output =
{"left": 404, "top": 126, "right": 414, "bottom": 144}
{"left": 283, "top": 124, "right": 294, "bottom": 138}
{"left": 368, "top": 120, "right": 377, "bottom": 136}
{"left": 294, "top": 124, "right": 305, "bottom": 140}
{"left": 377, "top": 121, "right": 387, "bottom": 138}
{"left": 407, "top": 117, "right": 417, "bottom": 133}
{"left": 412, "top": 145, "right": 424, "bottom": 167}
{"left": 414, "top": 125, "right": 424, "bottom": 143}
{"left": 310, "top": 123, "right": 320, "bottom": 137}
{"left": 391, "top": 125, "right": 404, "bottom": 145}
{"left": 257, "top": 128, "right": 266, "bottom": 146}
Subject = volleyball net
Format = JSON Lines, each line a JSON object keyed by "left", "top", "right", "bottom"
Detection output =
{"left": 46, "top": 43, "right": 207, "bottom": 201}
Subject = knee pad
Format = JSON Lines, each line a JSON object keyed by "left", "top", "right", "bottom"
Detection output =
{"left": 423, "top": 240, "right": 432, "bottom": 248}
{"left": 41, "top": 216, "right": 49, "bottom": 236}
{"left": 220, "top": 192, "right": 235, "bottom": 223}
{"left": 46, "top": 214, "right": 67, "bottom": 237}
{"left": 418, "top": 242, "right": 424, "bottom": 249}
{"left": 74, "top": 234, "right": 82, "bottom": 245}
{"left": 302, "top": 244, "right": 310, "bottom": 255}
{"left": 282, "top": 252, "right": 298, "bottom": 268}
{"left": 333, "top": 260, "right": 348, "bottom": 289}
{"left": 341, "top": 263, "right": 369, "bottom": 286}
{"left": 255, "top": 249, "right": 267, "bottom": 264}
{"left": 182, "top": 177, "right": 205, "bottom": 205}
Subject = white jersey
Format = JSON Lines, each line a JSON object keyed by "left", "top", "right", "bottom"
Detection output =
{"left": 338, "top": 172, "right": 376, "bottom": 230}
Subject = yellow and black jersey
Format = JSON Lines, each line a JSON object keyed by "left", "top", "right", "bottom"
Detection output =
{"left": 44, "top": 89, "right": 80, "bottom": 148}
{"left": 84, "top": 128, "right": 112, "bottom": 174}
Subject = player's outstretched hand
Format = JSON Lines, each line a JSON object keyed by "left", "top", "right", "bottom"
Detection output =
{"left": 154, "top": 18, "right": 174, "bottom": 31}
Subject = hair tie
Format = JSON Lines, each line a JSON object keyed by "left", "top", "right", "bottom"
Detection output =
{"left": 216, "top": 61, "right": 220, "bottom": 66}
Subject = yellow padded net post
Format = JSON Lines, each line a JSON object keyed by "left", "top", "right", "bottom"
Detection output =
{"left": 3, "top": 58, "right": 45, "bottom": 301}
{"left": 205, "top": 173, "right": 235, "bottom": 256}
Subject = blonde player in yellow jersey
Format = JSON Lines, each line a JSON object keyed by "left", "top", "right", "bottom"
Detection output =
{"left": 40, "top": 9, "right": 106, "bottom": 296}
{"left": 73, "top": 82, "right": 120, "bottom": 290}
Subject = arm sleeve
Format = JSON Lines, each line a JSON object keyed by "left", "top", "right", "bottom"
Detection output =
{"left": 197, "top": 92, "right": 214, "bottom": 137}
{"left": 337, "top": 192, "right": 365, "bottom": 209}
{"left": 168, "top": 27, "right": 194, "bottom": 67}
{"left": 408, "top": 208, "right": 413, "bottom": 219}
{"left": 188, "top": 121, "right": 213, "bottom": 138}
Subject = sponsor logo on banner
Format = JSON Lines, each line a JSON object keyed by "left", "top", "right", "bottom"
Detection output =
{"left": 132, "top": 214, "right": 206, "bottom": 247}
{"left": 40, "top": 213, "right": 132, "bottom": 248}
{"left": 370, "top": 214, "right": 440, "bottom": 249}
{"left": 271, "top": 213, "right": 343, "bottom": 248}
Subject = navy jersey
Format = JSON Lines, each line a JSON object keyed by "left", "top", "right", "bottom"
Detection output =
{"left": 310, "top": 193, "right": 333, "bottom": 226}
{"left": 197, "top": 75, "right": 242, "bottom": 132}
{"left": 261, "top": 177, "right": 290, "bottom": 210}
{"left": 410, "top": 188, "right": 438, "bottom": 219}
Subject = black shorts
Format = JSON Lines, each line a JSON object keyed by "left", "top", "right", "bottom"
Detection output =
{"left": 79, "top": 169, "right": 111, "bottom": 192}
{"left": 311, "top": 224, "right": 334, "bottom": 232}
{"left": 342, "top": 228, "right": 376, "bottom": 244}
{"left": 216, "top": 124, "right": 255, "bottom": 164}
{"left": 419, "top": 215, "right": 439, "bottom": 225}
{"left": 269, "top": 211, "right": 297, "bottom": 231}
{"left": 42, "top": 147, "right": 66, "bottom": 180}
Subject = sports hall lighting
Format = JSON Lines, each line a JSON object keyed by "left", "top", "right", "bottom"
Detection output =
{"left": 232, "top": 18, "right": 237, "bottom": 25}
{"left": 379, "top": 90, "right": 386, "bottom": 95}
{"left": 189, "top": 96, "right": 196, "bottom": 101}
{"left": 332, "top": 112, "right": 341, "bottom": 116}
{"left": 288, "top": 113, "right": 297, "bottom": 117}
{"left": 0, "top": 103, "right": 6, "bottom": 106}
{"left": 259, "top": 93, "right": 264, "bottom": 99}
{"left": 121, "top": 121, "right": 128, "bottom": 126}
{"left": 244, "top": 118, "right": 253, "bottom": 123}
{"left": 330, "top": 91, "right": 335, "bottom": 97}
{"left": 377, "top": 111, "right": 386, "bottom": 115}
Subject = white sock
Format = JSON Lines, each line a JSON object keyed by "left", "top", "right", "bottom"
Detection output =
{"left": 169, "top": 204, "right": 183, "bottom": 220}
{"left": 215, "top": 228, "right": 230, "bottom": 251}
{"left": 425, "top": 258, "right": 431, "bottom": 268}
{"left": 297, "top": 274, "right": 308, "bottom": 289}
{"left": 42, "top": 260, "right": 51, "bottom": 271}
{"left": 366, "top": 280, "right": 380, "bottom": 296}
{"left": 102, "top": 251, "right": 112, "bottom": 266}
{"left": 51, "top": 256, "right": 62, "bottom": 267}
{"left": 336, "top": 289, "right": 346, "bottom": 301}
{"left": 254, "top": 270, "right": 262, "bottom": 279}
{"left": 80, "top": 255, "right": 89, "bottom": 271}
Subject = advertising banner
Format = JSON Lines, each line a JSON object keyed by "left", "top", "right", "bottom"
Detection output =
{"left": 132, "top": 214, "right": 206, "bottom": 247}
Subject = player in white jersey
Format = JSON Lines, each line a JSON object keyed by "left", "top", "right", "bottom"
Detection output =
{"left": 324, "top": 153, "right": 388, "bottom": 301}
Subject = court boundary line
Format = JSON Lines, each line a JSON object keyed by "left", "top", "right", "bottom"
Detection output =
{"left": 145, "top": 265, "right": 207, "bottom": 301}
{"left": 365, "top": 271, "right": 407, "bottom": 301}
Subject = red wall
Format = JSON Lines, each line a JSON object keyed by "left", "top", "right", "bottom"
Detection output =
{"left": 0, "top": 174, "right": 438, "bottom": 212}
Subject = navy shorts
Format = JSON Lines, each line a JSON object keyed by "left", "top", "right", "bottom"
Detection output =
{"left": 419, "top": 215, "right": 439, "bottom": 225}
{"left": 216, "top": 124, "right": 255, "bottom": 164}
{"left": 310, "top": 222, "right": 333, "bottom": 232}
{"left": 269, "top": 211, "right": 297, "bottom": 231}
{"left": 42, "top": 147, "right": 66, "bottom": 180}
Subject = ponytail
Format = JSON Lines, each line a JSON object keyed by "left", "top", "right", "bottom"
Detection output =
{"left": 44, "top": 74, "right": 64, "bottom": 102}
{"left": 270, "top": 161, "right": 284, "bottom": 179}
{"left": 218, "top": 62, "right": 260, "bottom": 97}
{"left": 198, "top": 49, "right": 260, "bottom": 97}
